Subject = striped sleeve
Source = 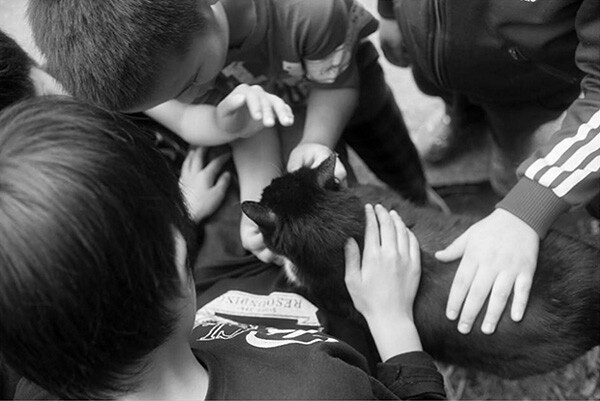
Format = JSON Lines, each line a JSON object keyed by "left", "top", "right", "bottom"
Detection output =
{"left": 497, "top": 0, "right": 600, "bottom": 238}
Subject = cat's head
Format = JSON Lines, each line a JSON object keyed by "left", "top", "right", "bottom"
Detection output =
{"left": 241, "top": 154, "right": 364, "bottom": 294}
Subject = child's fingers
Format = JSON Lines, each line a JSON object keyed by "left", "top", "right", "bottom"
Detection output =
{"left": 435, "top": 230, "right": 468, "bottom": 262}
{"left": 481, "top": 272, "right": 514, "bottom": 334}
{"left": 254, "top": 248, "right": 279, "bottom": 264}
{"left": 243, "top": 87, "right": 263, "bottom": 120}
{"left": 511, "top": 273, "right": 532, "bottom": 322}
{"left": 259, "top": 94, "right": 276, "bottom": 127}
{"left": 269, "top": 94, "right": 294, "bottom": 126}
{"left": 204, "top": 153, "right": 231, "bottom": 181}
{"left": 457, "top": 270, "right": 495, "bottom": 334}
{"left": 214, "top": 171, "right": 231, "bottom": 192}
{"left": 407, "top": 229, "right": 420, "bottom": 265}
{"left": 344, "top": 238, "right": 361, "bottom": 283}
{"left": 374, "top": 204, "right": 396, "bottom": 251}
{"left": 220, "top": 93, "right": 248, "bottom": 116}
{"left": 197, "top": 147, "right": 207, "bottom": 166}
{"left": 445, "top": 252, "right": 478, "bottom": 321}
{"left": 363, "top": 204, "right": 379, "bottom": 258}
{"left": 187, "top": 148, "right": 198, "bottom": 173}
{"left": 390, "top": 210, "right": 410, "bottom": 258}
{"left": 334, "top": 158, "right": 347, "bottom": 186}
{"left": 189, "top": 147, "right": 206, "bottom": 173}
{"left": 182, "top": 149, "right": 194, "bottom": 172}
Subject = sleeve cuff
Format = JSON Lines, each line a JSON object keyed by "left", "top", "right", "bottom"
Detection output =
{"left": 382, "top": 351, "right": 438, "bottom": 368}
{"left": 496, "top": 178, "right": 570, "bottom": 238}
{"left": 377, "top": 351, "right": 446, "bottom": 399}
{"left": 377, "top": 0, "right": 396, "bottom": 19}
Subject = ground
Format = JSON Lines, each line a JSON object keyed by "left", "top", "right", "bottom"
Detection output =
{"left": 1, "top": 0, "right": 598, "bottom": 399}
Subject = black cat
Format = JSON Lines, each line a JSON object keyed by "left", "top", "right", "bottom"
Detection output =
{"left": 242, "top": 154, "right": 600, "bottom": 379}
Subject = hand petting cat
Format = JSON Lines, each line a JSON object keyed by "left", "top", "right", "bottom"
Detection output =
{"left": 287, "top": 143, "right": 347, "bottom": 186}
{"left": 344, "top": 204, "right": 423, "bottom": 361}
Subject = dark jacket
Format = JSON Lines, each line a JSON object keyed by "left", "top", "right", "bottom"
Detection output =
{"left": 379, "top": 0, "right": 591, "bottom": 103}
{"left": 379, "top": 0, "right": 600, "bottom": 237}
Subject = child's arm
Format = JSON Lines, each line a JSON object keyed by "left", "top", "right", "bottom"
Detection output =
{"left": 434, "top": 0, "right": 600, "bottom": 337}
{"left": 286, "top": 86, "right": 357, "bottom": 182}
{"left": 232, "top": 128, "right": 286, "bottom": 264}
{"left": 344, "top": 204, "right": 422, "bottom": 360}
{"left": 281, "top": 1, "right": 376, "bottom": 181}
{"left": 345, "top": 204, "right": 446, "bottom": 399}
{"left": 146, "top": 84, "right": 293, "bottom": 146}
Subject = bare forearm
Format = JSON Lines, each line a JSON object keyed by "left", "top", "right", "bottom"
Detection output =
{"left": 146, "top": 101, "right": 238, "bottom": 146}
{"left": 366, "top": 314, "right": 423, "bottom": 362}
{"left": 302, "top": 87, "right": 358, "bottom": 147}
{"left": 232, "top": 128, "right": 282, "bottom": 201}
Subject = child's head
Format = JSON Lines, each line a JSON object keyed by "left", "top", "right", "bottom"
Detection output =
{"left": 0, "top": 97, "right": 193, "bottom": 399}
{"left": 28, "top": 0, "right": 229, "bottom": 112}
{"left": 0, "top": 29, "right": 67, "bottom": 111}
{"left": 0, "top": 30, "right": 35, "bottom": 110}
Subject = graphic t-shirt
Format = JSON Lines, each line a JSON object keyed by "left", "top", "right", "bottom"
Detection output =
{"left": 191, "top": 315, "right": 445, "bottom": 400}
{"left": 177, "top": 0, "right": 378, "bottom": 107}
{"left": 194, "top": 257, "right": 382, "bottom": 372}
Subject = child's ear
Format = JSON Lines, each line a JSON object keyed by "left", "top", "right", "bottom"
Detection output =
{"left": 241, "top": 201, "right": 278, "bottom": 230}
{"left": 173, "top": 230, "right": 194, "bottom": 294}
{"left": 315, "top": 153, "right": 337, "bottom": 188}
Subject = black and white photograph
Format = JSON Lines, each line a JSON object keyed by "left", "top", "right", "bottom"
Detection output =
{"left": 0, "top": 0, "right": 598, "bottom": 399}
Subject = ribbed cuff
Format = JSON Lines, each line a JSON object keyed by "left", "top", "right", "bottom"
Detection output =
{"left": 377, "top": 0, "right": 396, "bottom": 19}
{"left": 377, "top": 351, "right": 446, "bottom": 400}
{"left": 496, "top": 178, "right": 570, "bottom": 238}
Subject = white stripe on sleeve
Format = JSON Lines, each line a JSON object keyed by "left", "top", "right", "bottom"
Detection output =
{"left": 525, "top": 109, "right": 600, "bottom": 191}
{"left": 553, "top": 155, "right": 600, "bottom": 197}
{"left": 526, "top": 109, "right": 600, "bottom": 179}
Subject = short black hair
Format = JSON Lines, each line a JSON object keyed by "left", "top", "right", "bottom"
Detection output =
{"left": 0, "top": 97, "right": 192, "bottom": 399}
{"left": 0, "top": 30, "right": 35, "bottom": 111}
{"left": 28, "top": 0, "right": 205, "bottom": 110}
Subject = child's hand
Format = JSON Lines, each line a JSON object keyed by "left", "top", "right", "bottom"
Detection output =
{"left": 345, "top": 204, "right": 423, "bottom": 360}
{"left": 345, "top": 204, "right": 421, "bottom": 323}
{"left": 179, "top": 148, "right": 231, "bottom": 222}
{"left": 435, "top": 208, "right": 539, "bottom": 335}
{"left": 240, "top": 215, "right": 286, "bottom": 265}
{"left": 287, "top": 143, "right": 347, "bottom": 184}
{"left": 217, "top": 84, "right": 294, "bottom": 138}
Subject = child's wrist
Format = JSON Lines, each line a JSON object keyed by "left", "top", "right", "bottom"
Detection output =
{"left": 296, "top": 139, "right": 331, "bottom": 148}
{"left": 365, "top": 310, "right": 415, "bottom": 329}
{"left": 367, "top": 314, "right": 423, "bottom": 361}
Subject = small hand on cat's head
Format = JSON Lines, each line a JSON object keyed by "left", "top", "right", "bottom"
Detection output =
{"left": 241, "top": 152, "right": 342, "bottom": 230}
{"left": 241, "top": 153, "right": 363, "bottom": 289}
{"left": 287, "top": 145, "right": 347, "bottom": 188}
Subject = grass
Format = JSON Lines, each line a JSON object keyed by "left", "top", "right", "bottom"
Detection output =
{"left": 440, "top": 346, "right": 600, "bottom": 400}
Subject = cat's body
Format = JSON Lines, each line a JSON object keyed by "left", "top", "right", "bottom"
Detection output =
{"left": 242, "top": 155, "right": 600, "bottom": 379}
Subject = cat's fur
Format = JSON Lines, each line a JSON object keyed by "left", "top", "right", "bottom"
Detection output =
{"left": 242, "top": 154, "right": 600, "bottom": 379}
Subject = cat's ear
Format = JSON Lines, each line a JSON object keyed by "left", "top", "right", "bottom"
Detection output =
{"left": 241, "top": 201, "right": 278, "bottom": 230}
{"left": 315, "top": 153, "right": 337, "bottom": 188}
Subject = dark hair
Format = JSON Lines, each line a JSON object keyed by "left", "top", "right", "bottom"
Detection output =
{"left": 0, "top": 30, "right": 35, "bottom": 111}
{"left": 28, "top": 0, "right": 205, "bottom": 110}
{"left": 0, "top": 97, "right": 192, "bottom": 399}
